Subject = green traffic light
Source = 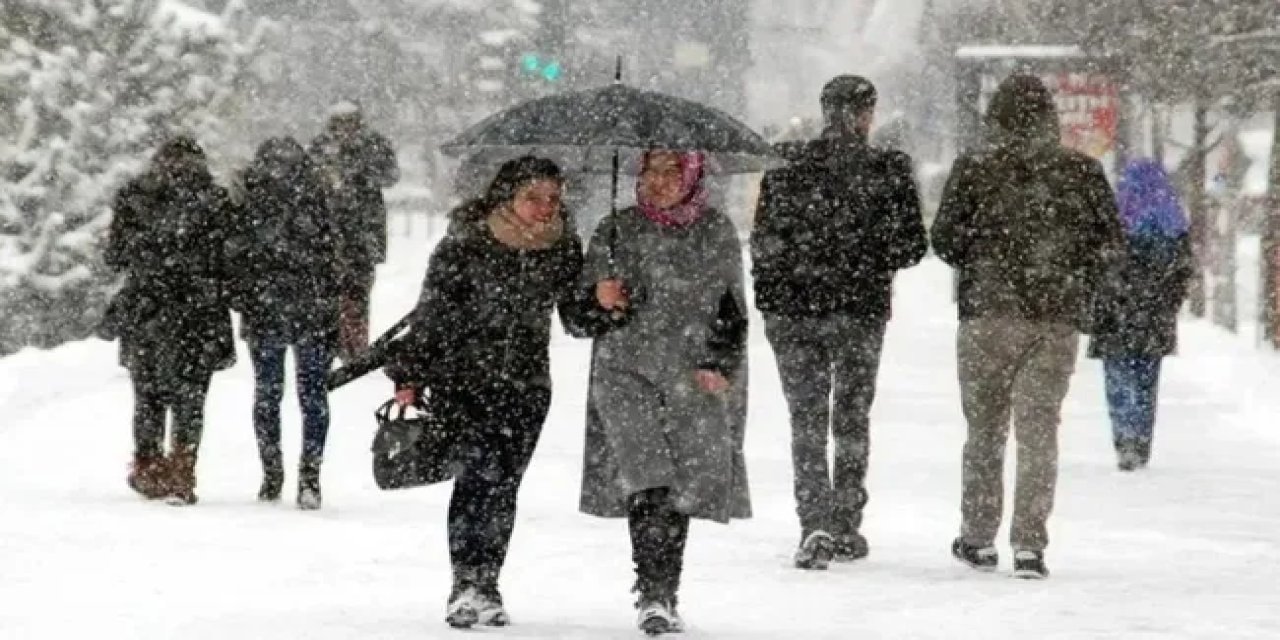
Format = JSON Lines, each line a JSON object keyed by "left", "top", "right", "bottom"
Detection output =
{"left": 517, "top": 52, "right": 563, "bottom": 82}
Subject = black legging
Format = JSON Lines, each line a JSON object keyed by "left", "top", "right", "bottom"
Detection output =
{"left": 441, "top": 382, "right": 550, "bottom": 589}
{"left": 628, "top": 488, "right": 691, "bottom": 603}
{"left": 131, "top": 370, "right": 213, "bottom": 457}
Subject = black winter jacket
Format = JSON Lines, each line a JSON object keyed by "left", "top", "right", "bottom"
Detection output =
{"left": 931, "top": 134, "right": 1126, "bottom": 330}
{"left": 751, "top": 131, "right": 927, "bottom": 319}
{"left": 384, "top": 207, "right": 610, "bottom": 391}
{"left": 308, "top": 128, "right": 399, "bottom": 272}
{"left": 1088, "top": 234, "right": 1194, "bottom": 358}
{"left": 228, "top": 158, "right": 342, "bottom": 347}
{"left": 102, "top": 168, "right": 236, "bottom": 378}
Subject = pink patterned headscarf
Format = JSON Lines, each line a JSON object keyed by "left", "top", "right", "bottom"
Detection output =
{"left": 636, "top": 150, "right": 709, "bottom": 228}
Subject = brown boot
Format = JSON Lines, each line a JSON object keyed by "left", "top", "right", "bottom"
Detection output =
{"left": 127, "top": 453, "right": 170, "bottom": 499}
{"left": 166, "top": 448, "right": 199, "bottom": 506}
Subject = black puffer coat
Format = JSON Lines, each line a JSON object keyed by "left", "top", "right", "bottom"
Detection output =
{"left": 102, "top": 167, "right": 235, "bottom": 379}
{"left": 228, "top": 140, "right": 342, "bottom": 347}
{"left": 1088, "top": 234, "right": 1194, "bottom": 358}
{"left": 384, "top": 202, "right": 608, "bottom": 391}
{"left": 308, "top": 128, "right": 399, "bottom": 272}
{"left": 751, "top": 130, "right": 927, "bottom": 319}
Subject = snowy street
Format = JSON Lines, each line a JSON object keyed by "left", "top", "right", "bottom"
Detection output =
{"left": 2, "top": 229, "right": 1279, "bottom": 640}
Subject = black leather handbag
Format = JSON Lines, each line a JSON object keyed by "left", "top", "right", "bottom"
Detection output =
{"left": 370, "top": 397, "right": 459, "bottom": 490}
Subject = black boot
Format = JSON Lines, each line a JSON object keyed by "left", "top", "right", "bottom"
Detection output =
{"left": 1116, "top": 439, "right": 1140, "bottom": 472}
{"left": 297, "top": 456, "right": 321, "bottom": 510}
{"left": 258, "top": 444, "right": 284, "bottom": 502}
{"left": 1136, "top": 438, "right": 1153, "bottom": 468}
{"left": 629, "top": 489, "right": 687, "bottom": 635}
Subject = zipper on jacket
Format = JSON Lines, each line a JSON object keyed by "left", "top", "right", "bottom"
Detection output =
{"left": 499, "top": 252, "right": 530, "bottom": 379}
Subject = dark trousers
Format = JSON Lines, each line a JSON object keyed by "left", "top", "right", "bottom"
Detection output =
{"left": 442, "top": 383, "right": 550, "bottom": 589}
{"left": 250, "top": 340, "right": 334, "bottom": 463}
{"left": 1103, "top": 356, "right": 1162, "bottom": 445}
{"left": 763, "top": 313, "right": 886, "bottom": 539}
{"left": 628, "top": 488, "right": 690, "bottom": 603}
{"left": 130, "top": 368, "right": 213, "bottom": 457}
{"left": 338, "top": 270, "right": 374, "bottom": 362}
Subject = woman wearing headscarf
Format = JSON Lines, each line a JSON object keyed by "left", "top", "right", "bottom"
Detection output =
{"left": 1088, "top": 158, "right": 1194, "bottom": 471}
{"left": 578, "top": 149, "right": 750, "bottom": 635}
{"left": 383, "top": 156, "right": 608, "bottom": 630}
{"left": 228, "top": 137, "right": 340, "bottom": 508}
{"left": 102, "top": 136, "right": 236, "bottom": 505}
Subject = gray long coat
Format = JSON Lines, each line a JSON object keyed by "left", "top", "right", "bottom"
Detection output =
{"left": 578, "top": 206, "right": 751, "bottom": 523}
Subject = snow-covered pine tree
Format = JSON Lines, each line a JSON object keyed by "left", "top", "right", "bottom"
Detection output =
{"left": 0, "top": 0, "right": 266, "bottom": 354}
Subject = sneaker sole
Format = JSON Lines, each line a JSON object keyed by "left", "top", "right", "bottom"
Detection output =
{"left": 794, "top": 556, "right": 831, "bottom": 570}
{"left": 952, "top": 554, "right": 997, "bottom": 573}
{"left": 446, "top": 606, "right": 479, "bottom": 629}
{"left": 478, "top": 610, "right": 509, "bottom": 627}
{"left": 641, "top": 616, "right": 672, "bottom": 636}
{"left": 1011, "top": 569, "right": 1048, "bottom": 580}
{"left": 833, "top": 550, "right": 869, "bottom": 563}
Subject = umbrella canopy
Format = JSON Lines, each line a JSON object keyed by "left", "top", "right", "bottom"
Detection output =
{"left": 441, "top": 83, "right": 779, "bottom": 174}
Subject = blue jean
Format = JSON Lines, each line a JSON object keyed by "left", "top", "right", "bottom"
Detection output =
{"left": 251, "top": 341, "right": 334, "bottom": 461}
{"left": 1102, "top": 357, "right": 1162, "bottom": 444}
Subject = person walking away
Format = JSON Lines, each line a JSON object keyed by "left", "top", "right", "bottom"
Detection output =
{"left": 308, "top": 101, "right": 399, "bottom": 361}
{"left": 229, "top": 137, "right": 342, "bottom": 509}
{"left": 383, "top": 156, "right": 605, "bottom": 629}
{"left": 1088, "top": 158, "right": 1194, "bottom": 471}
{"left": 931, "top": 73, "right": 1125, "bottom": 579}
{"left": 751, "top": 75, "right": 927, "bottom": 569}
{"left": 579, "top": 150, "right": 751, "bottom": 635}
{"left": 101, "top": 136, "right": 236, "bottom": 506}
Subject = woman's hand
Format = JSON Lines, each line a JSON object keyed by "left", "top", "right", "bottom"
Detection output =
{"left": 394, "top": 386, "right": 420, "bottom": 407}
{"left": 695, "top": 369, "right": 730, "bottom": 394}
{"left": 595, "top": 279, "right": 629, "bottom": 311}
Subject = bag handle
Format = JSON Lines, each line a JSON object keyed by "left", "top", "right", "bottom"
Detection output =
{"left": 375, "top": 397, "right": 431, "bottom": 426}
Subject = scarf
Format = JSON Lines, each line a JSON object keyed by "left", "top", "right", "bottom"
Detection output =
{"left": 487, "top": 207, "right": 564, "bottom": 250}
{"left": 636, "top": 151, "right": 709, "bottom": 228}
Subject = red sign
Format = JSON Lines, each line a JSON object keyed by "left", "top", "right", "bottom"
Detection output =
{"left": 1042, "top": 72, "right": 1119, "bottom": 158}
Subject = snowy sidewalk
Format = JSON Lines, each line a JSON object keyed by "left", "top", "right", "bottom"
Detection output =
{"left": 2, "top": 232, "right": 1278, "bottom": 639}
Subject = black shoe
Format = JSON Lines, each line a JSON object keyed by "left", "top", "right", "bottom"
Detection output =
{"left": 1136, "top": 439, "right": 1153, "bottom": 467}
{"left": 1012, "top": 550, "right": 1049, "bottom": 579}
{"left": 951, "top": 538, "right": 998, "bottom": 572}
{"left": 794, "top": 531, "right": 835, "bottom": 570}
{"left": 297, "top": 458, "right": 321, "bottom": 510}
{"left": 258, "top": 467, "right": 283, "bottom": 502}
{"left": 833, "top": 532, "right": 869, "bottom": 562}
{"left": 1116, "top": 438, "right": 1141, "bottom": 472}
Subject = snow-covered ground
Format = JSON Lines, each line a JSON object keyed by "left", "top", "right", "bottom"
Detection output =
{"left": 3, "top": 223, "right": 1279, "bottom": 639}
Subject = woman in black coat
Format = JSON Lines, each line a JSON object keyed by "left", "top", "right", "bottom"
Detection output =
{"left": 1088, "top": 159, "right": 1194, "bottom": 471}
{"left": 383, "top": 156, "right": 608, "bottom": 630}
{"left": 102, "top": 136, "right": 235, "bottom": 505}
{"left": 228, "top": 137, "right": 341, "bottom": 509}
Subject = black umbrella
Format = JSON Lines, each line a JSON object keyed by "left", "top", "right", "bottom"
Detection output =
{"left": 440, "top": 76, "right": 778, "bottom": 174}
{"left": 442, "top": 60, "right": 778, "bottom": 269}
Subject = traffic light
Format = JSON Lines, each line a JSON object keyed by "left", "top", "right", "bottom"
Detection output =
{"left": 519, "top": 53, "right": 563, "bottom": 83}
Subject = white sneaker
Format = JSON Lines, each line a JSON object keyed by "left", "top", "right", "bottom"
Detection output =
{"left": 297, "top": 487, "right": 321, "bottom": 511}
{"left": 475, "top": 588, "right": 510, "bottom": 626}
{"left": 445, "top": 587, "right": 480, "bottom": 629}
{"left": 637, "top": 600, "right": 676, "bottom": 635}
